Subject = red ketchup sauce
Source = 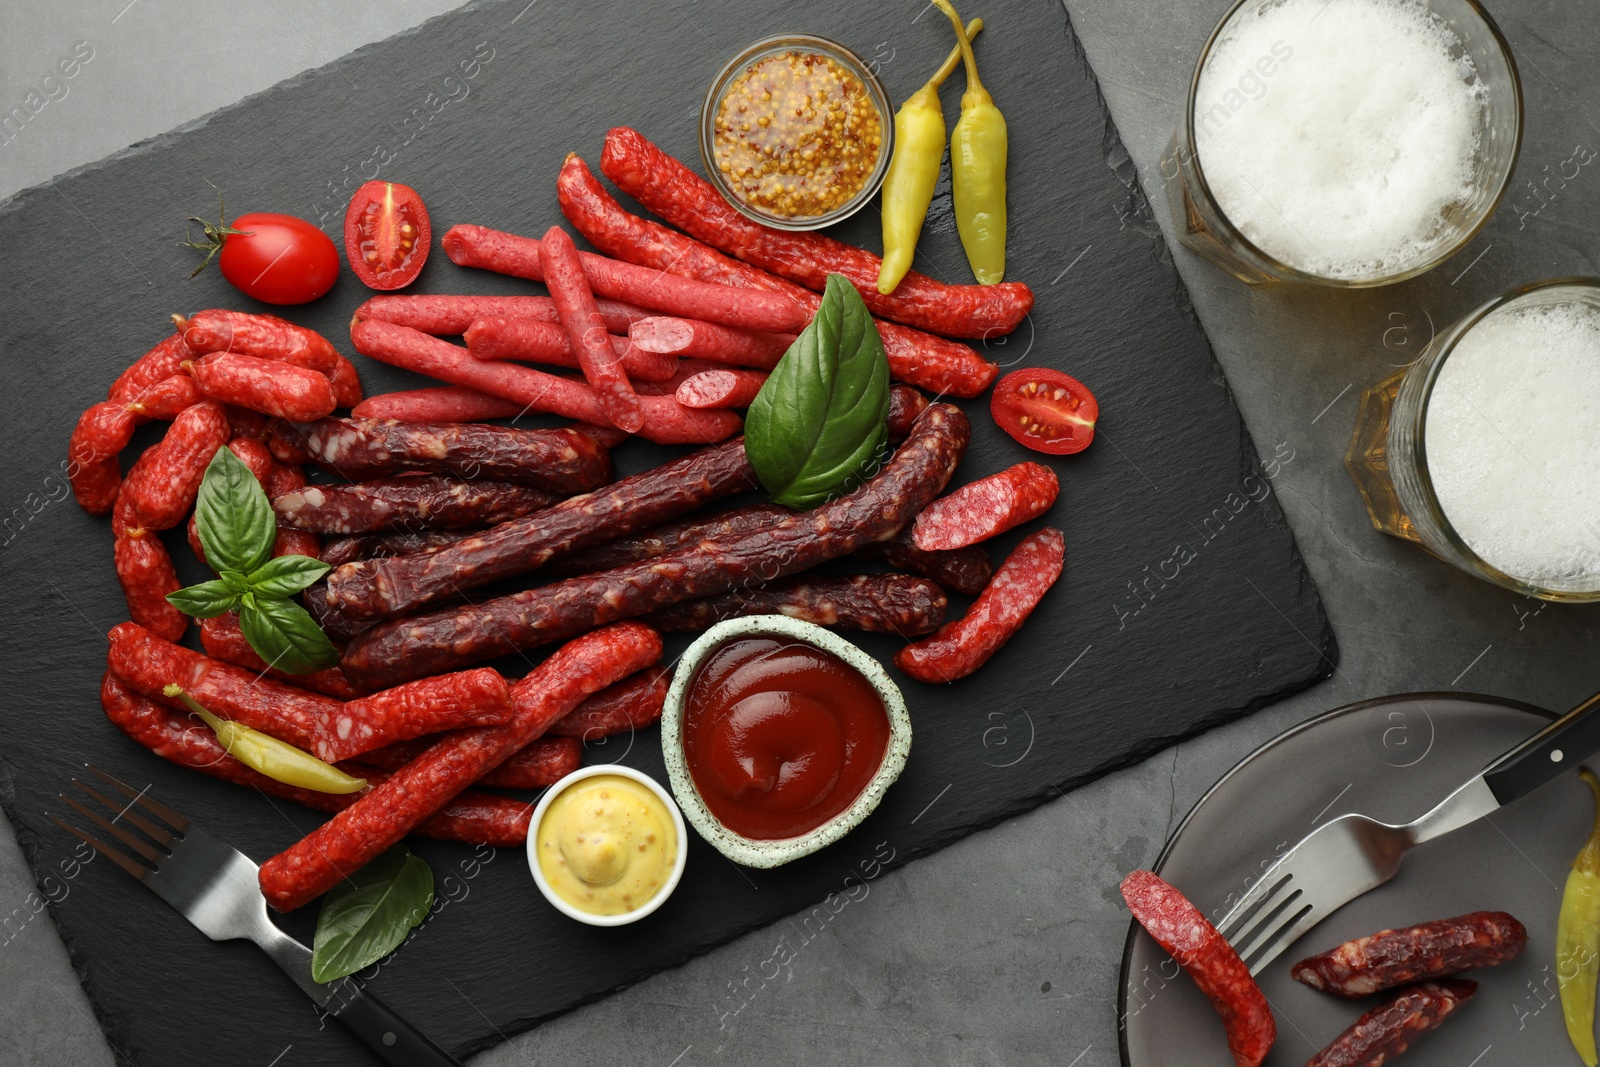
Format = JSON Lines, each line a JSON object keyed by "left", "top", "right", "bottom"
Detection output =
{"left": 682, "top": 637, "right": 890, "bottom": 840}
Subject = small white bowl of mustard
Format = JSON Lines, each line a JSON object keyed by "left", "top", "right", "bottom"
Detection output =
{"left": 526, "top": 764, "right": 687, "bottom": 927}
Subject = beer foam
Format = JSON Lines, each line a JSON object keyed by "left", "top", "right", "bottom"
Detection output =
{"left": 1426, "top": 301, "right": 1600, "bottom": 584}
{"left": 1195, "top": 0, "right": 1487, "bottom": 278}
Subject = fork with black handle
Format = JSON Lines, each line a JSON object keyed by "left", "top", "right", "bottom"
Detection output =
{"left": 47, "top": 765, "right": 463, "bottom": 1067}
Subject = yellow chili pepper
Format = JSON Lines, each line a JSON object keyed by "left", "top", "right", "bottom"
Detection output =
{"left": 931, "top": 0, "right": 1008, "bottom": 285}
{"left": 167, "top": 686, "right": 367, "bottom": 795}
{"left": 1559, "top": 768, "right": 1600, "bottom": 1067}
{"left": 877, "top": 17, "right": 984, "bottom": 295}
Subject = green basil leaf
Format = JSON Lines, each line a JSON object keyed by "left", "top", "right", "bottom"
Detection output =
{"left": 745, "top": 273, "right": 891, "bottom": 509}
{"left": 311, "top": 845, "right": 434, "bottom": 983}
{"left": 165, "top": 580, "right": 241, "bottom": 619}
{"left": 237, "top": 596, "right": 341, "bottom": 674}
{"left": 195, "top": 448, "right": 276, "bottom": 576}
{"left": 247, "top": 555, "right": 331, "bottom": 599}
{"left": 220, "top": 570, "right": 251, "bottom": 595}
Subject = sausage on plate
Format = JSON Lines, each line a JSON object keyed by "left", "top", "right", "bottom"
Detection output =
{"left": 1291, "top": 912, "right": 1526, "bottom": 997}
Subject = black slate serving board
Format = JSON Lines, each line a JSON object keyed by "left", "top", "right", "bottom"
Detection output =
{"left": 0, "top": 1, "right": 1334, "bottom": 1062}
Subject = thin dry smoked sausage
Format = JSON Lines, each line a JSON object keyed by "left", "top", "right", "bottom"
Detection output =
{"left": 351, "top": 386, "right": 530, "bottom": 423}
{"left": 647, "top": 575, "right": 947, "bottom": 636}
{"left": 1307, "top": 981, "right": 1476, "bottom": 1067}
{"left": 68, "top": 402, "right": 137, "bottom": 515}
{"left": 117, "top": 401, "right": 229, "bottom": 530}
{"left": 1291, "top": 912, "right": 1526, "bottom": 997}
{"left": 339, "top": 405, "right": 967, "bottom": 687}
{"left": 354, "top": 292, "right": 648, "bottom": 337}
{"left": 187, "top": 353, "right": 338, "bottom": 422}
{"left": 259, "top": 622, "right": 662, "bottom": 910}
{"left": 273, "top": 477, "right": 557, "bottom": 535}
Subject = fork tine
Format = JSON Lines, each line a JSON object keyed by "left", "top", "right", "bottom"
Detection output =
{"left": 1218, "top": 872, "right": 1293, "bottom": 941}
{"left": 1232, "top": 883, "right": 1305, "bottom": 961}
{"left": 45, "top": 814, "right": 152, "bottom": 883}
{"left": 71, "top": 778, "right": 174, "bottom": 848}
{"left": 58, "top": 795, "right": 165, "bottom": 865}
{"left": 85, "top": 764, "right": 190, "bottom": 834}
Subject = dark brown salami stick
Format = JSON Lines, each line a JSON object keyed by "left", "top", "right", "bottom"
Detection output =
{"left": 1291, "top": 912, "right": 1526, "bottom": 997}
{"left": 869, "top": 532, "right": 993, "bottom": 596}
{"left": 339, "top": 405, "right": 968, "bottom": 687}
{"left": 285, "top": 416, "right": 611, "bottom": 493}
{"left": 326, "top": 437, "right": 759, "bottom": 619}
{"left": 544, "top": 504, "right": 792, "bottom": 576}
{"left": 647, "top": 574, "right": 947, "bottom": 635}
{"left": 1308, "top": 981, "right": 1475, "bottom": 1067}
{"left": 273, "top": 477, "right": 557, "bottom": 534}
{"left": 320, "top": 528, "right": 478, "bottom": 567}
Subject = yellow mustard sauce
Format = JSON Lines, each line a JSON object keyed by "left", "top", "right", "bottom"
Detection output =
{"left": 536, "top": 774, "right": 677, "bottom": 917}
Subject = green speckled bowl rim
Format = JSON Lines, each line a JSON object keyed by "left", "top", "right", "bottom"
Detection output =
{"left": 660, "top": 616, "right": 912, "bottom": 869}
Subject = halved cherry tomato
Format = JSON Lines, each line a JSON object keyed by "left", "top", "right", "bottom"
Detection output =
{"left": 990, "top": 368, "right": 1097, "bottom": 455}
{"left": 344, "top": 181, "right": 431, "bottom": 290}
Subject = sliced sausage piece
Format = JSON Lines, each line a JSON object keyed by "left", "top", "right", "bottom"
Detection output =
{"left": 1291, "top": 912, "right": 1527, "bottom": 997}
{"left": 628, "top": 316, "right": 792, "bottom": 369}
{"left": 339, "top": 405, "right": 967, "bottom": 687}
{"left": 286, "top": 416, "right": 611, "bottom": 493}
{"left": 677, "top": 369, "right": 768, "bottom": 409}
{"left": 101, "top": 670, "right": 528, "bottom": 846}
{"left": 895, "top": 528, "right": 1064, "bottom": 683}
{"left": 259, "top": 621, "right": 662, "bottom": 910}
{"left": 1121, "top": 870, "right": 1274, "bottom": 1067}
{"left": 325, "top": 437, "right": 758, "bottom": 619}
{"left": 1308, "top": 981, "right": 1476, "bottom": 1067}
{"left": 273, "top": 477, "right": 558, "bottom": 535}
{"left": 911, "top": 462, "right": 1059, "bottom": 551}
{"left": 648, "top": 575, "right": 947, "bottom": 635}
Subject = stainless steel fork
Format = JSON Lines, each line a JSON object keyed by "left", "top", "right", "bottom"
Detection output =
{"left": 48, "top": 765, "right": 463, "bottom": 1067}
{"left": 1215, "top": 690, "right": 1600, "bottom": 975}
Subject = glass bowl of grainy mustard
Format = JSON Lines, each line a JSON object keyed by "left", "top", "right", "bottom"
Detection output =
{"left": 700, "top": 35, "right": 893, "bottom": 231}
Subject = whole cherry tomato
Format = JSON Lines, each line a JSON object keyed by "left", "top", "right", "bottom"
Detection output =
{"left": 343, "top": 180, "right": 431, "bottom": 290}
{"left": 184, "top": 196, "right": 339, "bottom": 305}
{"left": 989, "top": 367, "right": 1097, "bottom": 455}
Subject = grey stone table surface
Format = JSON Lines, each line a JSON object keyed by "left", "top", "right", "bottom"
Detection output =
{"left": 3, "top": 1, "right": 1598, "bottom": 1065}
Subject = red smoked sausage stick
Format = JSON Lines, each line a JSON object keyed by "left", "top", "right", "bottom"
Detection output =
{"left": 546, "top": 666, "right": 669, "bottom": 739}
{"left": 351, "top": 386, "right": 531, "bottom": 423}
{"left": 350, "top": 319, "right": 742, "bottom": 445}
{"left": 442, "top": 223, "right": 813, "bottom": 334}
{"left": 354, "top": 293, "right": 649, "bottom": 336}
{"left": 273, "top": 477, "right": 558, "bottom": 534}
{"left": 328, "top": 353, "right": 363, "bottom": 409}
{"left": 174, "top": 310, "right": 339, "bottom": 376}
{"left": 556, "top": 153, "right": 996, "bottom": 397}
{"left": 541, "top": 225, "right": 644, "bottom": 433}
{"left": 647, "top": 574, "right": 948, "bottom": 636}
{"left": 1308, "top": 981, "right": 1476, "bottom": 1067}
{"left": 187, "top": 352, "right": 337, "bottom": 422}
{"left": 677, "top": 368, "right": 768, "bottom": 409}
{"left": 1121, "top": 870, "right": 1274, "bottom": 1067}
{"left": 259, "top": 622, "right": 662, "bottom": 910}
{"left": 199, "top": 614, "right": 368, "bottom": 699}
{"left": 100, "top": 671, "right": 530, "bottom": 846}
{"left": 126, "top": 375, "right": 204, "bottom": 420}
{"left": 465, "top": 315, "right": 677, "bottom": 382}
{"left": 339, "top": 405, "right": 967, "bottom": 687}
{"left": 109, "top": 333, "right": 196, "bottom": 403}
{"left": 912, "top": 462, "right": 1060, "bottom": 552}
{"left": 358, "top": 735, "right": 581, "bottom": 790}
{"left": 1291, "top": 912, "right": 1526, "bottom": 998}
{"left": 68, "top": 402, "right": 137, "bottom": 514}
{"left": 601, "top": 128, "right": 1034, "bottom": 339}
{"left": 896, "top": 528, "right": 1063, "bottom": 683}
{"left": 111, "top": 480, "right": 188, "bottom": 642}
{"left": 286, "top": 416, "right": 611, "bottom": 493}
{"left": 118, "top": 401, "right": 230, "bottom": 530}
{"left": 311, "top": 667, "right": 514, "bottom": 763}
{"left": 628, "top": 317, "right": 792, "bottom": 369}
{"left": 325, "top": 437, "right": 758, "bottom": 619}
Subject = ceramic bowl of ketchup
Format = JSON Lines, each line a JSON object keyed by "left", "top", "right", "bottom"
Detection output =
{"left": 660, "top": 616, "right": 912, "bottom": 868}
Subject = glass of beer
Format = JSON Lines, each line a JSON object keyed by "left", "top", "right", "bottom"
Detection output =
{"left": 1163, "top": 0, "right": 1522, "bottom": 286}
{"left": 1347, "top": 278, "right": 1600, "bottom": 600}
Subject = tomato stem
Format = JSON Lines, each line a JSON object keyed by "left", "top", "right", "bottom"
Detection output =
{"left": 180, "top": 183, "right": 254, "bottom": 279}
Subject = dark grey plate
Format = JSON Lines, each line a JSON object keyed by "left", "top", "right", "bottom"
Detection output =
{"left": 1119, "top": 693, "right": 1590, "bottom": 1066}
